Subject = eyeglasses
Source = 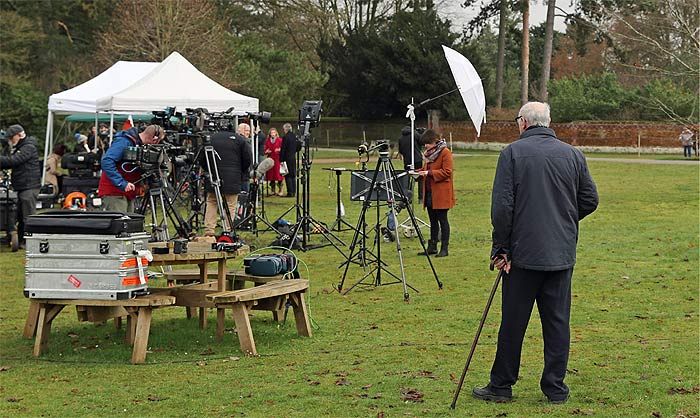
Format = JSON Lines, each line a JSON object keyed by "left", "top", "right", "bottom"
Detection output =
{"left": 514, "top": 115, "right": 523, "bottom": 123}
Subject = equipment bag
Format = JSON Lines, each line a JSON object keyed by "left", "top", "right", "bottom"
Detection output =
{"left": 243, "top": 253, "right": 298, "bottom": 277}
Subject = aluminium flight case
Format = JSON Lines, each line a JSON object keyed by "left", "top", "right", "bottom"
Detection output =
{"left": 23, "top": 211, "right": 152, "bottom": 300}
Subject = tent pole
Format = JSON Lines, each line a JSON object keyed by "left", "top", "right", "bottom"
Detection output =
{"left": 94, "top": 112, "right": 99, "bottom": 152}
{"left": 41, "top": 111, "right": 53, "bottom": 186}
{"left": 109, "top": 112, "right": 114, "bottom": 145}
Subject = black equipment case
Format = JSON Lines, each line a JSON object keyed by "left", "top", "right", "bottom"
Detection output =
{"left": 25, "top": 210, "right": 145, "bottom": 235}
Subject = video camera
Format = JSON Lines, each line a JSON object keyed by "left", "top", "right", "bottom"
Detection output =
{"left": 357, "top": 139, "right": 391, "bottom": 157}
{"left": 61, "top": 152, "right": 100, "bottom": 177}
{"left": 151, "top": 106, "right": 183, "bottom": 131}
{"left": 247, "top": 111, "right": 271, "bottom": 124}
{"left": 123, "top": 144, "right": 167, "bottom": 171}
{"left": 184, "top": 107, "right": 237, "bottom": 133}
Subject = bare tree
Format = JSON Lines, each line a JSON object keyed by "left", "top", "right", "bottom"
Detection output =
{"left": 96, "top": 0, "right": 231, "bottom": 85}
{"left": 520, "top": 0, "right": 529, "bottom": 105}
{"left": 540, "top": 0, "right": 556, "bottom": 101}
{"left": 495, "top": 0, "right": 508, "bottom": 108}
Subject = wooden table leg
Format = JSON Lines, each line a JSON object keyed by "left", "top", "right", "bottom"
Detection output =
{"left": 217, "top": 259, "right": 226, "bottom": 291}
{"left": 198, "top": 262, "right": 208, "bottom": 329}
{"left": 125, "top": 309, "right": 138, "bottom": 345}
{"left": 216, "top": 308, "right": 226, "bottom": 342}
{"left": 231, "top": 303, "right": 257, "bottom": 356}
{"left": 33, "top": 303, "right": 64, "bottom": 357}
{"left": 289, "top": 293, "right": 312, "bottom": 337}
{"left": 131, "top": 307, "right": 153, "bottom": 364}
{"left": 24, "top": 300, "right": 41, "bottom": 339}
{"left": 114, "top": 316, "right": 122, "bottom": 330}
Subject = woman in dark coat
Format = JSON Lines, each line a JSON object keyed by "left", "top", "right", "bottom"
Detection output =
{"left": 264, "top": 127, "right": 285, "bottom": 196}
{"left": 416, "top": 129, "right": 455, "bottom": 257}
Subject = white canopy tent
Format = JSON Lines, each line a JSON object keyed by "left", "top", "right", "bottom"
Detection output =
{"left": 43, "top": 51, "right": 259, "bottom": 185}
{"left": 96, "top": 52, "right": 259, "bottom": 113}
{"left": 43, "top": 61, "right": 160, "bottom": 184}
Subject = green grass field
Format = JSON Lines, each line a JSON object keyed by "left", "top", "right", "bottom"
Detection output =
{"left": 1, "top": 152, "right": 698, "bottom": 417}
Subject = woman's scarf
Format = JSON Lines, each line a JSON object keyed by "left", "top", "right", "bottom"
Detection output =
{"left": 423, "top": 138, "right": 447, "bottom": 163}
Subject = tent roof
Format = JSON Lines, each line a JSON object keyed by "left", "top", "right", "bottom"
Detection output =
{"left": 48, "top": 61, "right": 160, "bottom": 114}
{"left": 96, "top": 51, "right": 259, "bottom": 113}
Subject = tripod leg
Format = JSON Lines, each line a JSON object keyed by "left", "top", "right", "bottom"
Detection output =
{"left": 338, "top": 167, "right": 382, "bottom": 292}
{"left": 401, "top": 185, "right": 443, "bottom": 290}
{"left": 382, "top": 161, "right": 410, "bottom": 301}
{"left": 451, "top": 270, "right": 503, "bottom": 409}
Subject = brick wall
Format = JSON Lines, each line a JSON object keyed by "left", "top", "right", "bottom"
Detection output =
{"left": 440, "top": 121, "right": 696, "bottom": 148}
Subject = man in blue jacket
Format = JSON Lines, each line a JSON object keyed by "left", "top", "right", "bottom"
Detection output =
{"left": 98, "top": 125, "right": 164, "bottom": 213}
{"left": 473, "top": 102, "right": 599, "bottom": 404}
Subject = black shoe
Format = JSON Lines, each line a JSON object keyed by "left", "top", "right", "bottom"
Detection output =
{"left": 546, "top": 394, "right": 569, "bottom": 404}
{"left": 472, "top": 385, "right": 512, "bottom": 402}
{"left": 418, "top": 240, "right": 438, "bottom": 256}
{"left": 436, "top": 241, "right": 448, "bottom": 257}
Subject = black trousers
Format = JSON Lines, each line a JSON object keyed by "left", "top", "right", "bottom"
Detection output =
{"left": 16, "top": 188, "right": 39, "bottom": 240}
{"left": 426, "top": 207, "right": 449, "bottom": 242}
{"left": 284, "top": 159, "right": 296, "bottom": 196}
{"left": 489, "top": 266, "right": 573, "bottom": 400}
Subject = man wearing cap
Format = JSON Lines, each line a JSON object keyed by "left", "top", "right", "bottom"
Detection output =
{"left": 98, "top": 125, "right": 164, "bottom": 213}
{"left": 74, "top": 133, "right": 91, "bottom": 153}
{"left": 0, "top": 125, "right": 41, "bottom": 250}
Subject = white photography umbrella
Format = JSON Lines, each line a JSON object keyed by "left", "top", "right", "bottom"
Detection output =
{"left": 441, "top": 45, "right": 486, "bottom": 137}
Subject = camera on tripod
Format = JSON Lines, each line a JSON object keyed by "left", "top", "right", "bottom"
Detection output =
{"left": 123, "top": 144, "right": 166, "bottom": 171}
{"left": 299, "top": 100, "right": 322, "bottom": 128}
{"left": 247, "top": 111, "right": 271, "bottom": 124}
{"left": 184, "top": 107, "right": 237, "bottom": 132}
{"left": 151, "top": 106, "right": 182, "bottom": 131}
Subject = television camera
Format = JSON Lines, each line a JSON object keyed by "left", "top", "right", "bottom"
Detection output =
{"left": 61, "top": 152, "right": 101, "bottom": 178}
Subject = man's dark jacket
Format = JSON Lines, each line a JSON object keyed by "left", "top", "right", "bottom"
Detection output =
{"left": 491, "top": 126, "right": 599, "bottom": 271}
{"left": 0, "top": 136, "right": 41, "bottom": 191}
{"left": 280, "top": 130, "right": 300, "bottom": 174}
{"left": 206, "top": 131, "right": 252, "bottom": 194}
{"left": 398, "top": 126, "right": 423, "bottom": 170}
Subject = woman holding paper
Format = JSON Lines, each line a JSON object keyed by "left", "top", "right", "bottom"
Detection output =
{"left": 416, "top": 129, "right": 455, "bottom": 257}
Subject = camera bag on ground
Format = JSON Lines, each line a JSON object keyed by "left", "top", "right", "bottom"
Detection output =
{"left": 243, "top": 253, "right": 299, "bottom": 277}
{"left": 24, "top": 210, "right": 151, "bottom": 300}
{"left": 269, "top": 219, "right": 301, "bottom": 249}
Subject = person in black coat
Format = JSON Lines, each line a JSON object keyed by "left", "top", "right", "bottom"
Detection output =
{"left": 201, "top": 125, "right": 252, "bottom": 238}
{"left": 398, "top": 126, "right": 423, "bottom": 171}
{"left": 473, "top": 102, "right": 598, "bottom": 405}
{"left": 280, "top": 123, "right": 300, "bottom": 197}
{"left": 398, "top": 125, "right": 424, "bottom": 200}
{"left": 0, "top": 124, "right": 41, "bottom": 250}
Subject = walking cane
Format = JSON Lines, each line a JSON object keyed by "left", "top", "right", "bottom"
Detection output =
{"left": 450, "top": 261, "right": 505, "bottom": 409}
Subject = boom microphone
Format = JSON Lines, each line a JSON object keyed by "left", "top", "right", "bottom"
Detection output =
{"left": 254, "top": 157, "right": 275, "bottom": 179}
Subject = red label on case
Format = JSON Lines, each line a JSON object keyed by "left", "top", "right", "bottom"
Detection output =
{"left": 67, "top": 275, "right": 81, "bottom": 288}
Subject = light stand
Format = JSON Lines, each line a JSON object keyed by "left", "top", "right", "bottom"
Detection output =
{"left": 284, "top": 121, "right": 347, "bottom": 256}
{"left": 337, "top": 142, "right": 443, "bottom": 301}
{"left": 399, "top": 100, "right": 430, "bottom": 237}
{"left": 323, "top": 167, "right": 355, "bottom": 232}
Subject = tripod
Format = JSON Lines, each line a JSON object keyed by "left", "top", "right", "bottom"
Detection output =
{"left": 323, "top": 167, "right": 355, "bottom": 232}
{"left": 170, "top": 136, "right": 237, "bottom": 241}
{"left": 283, "top": 122, "right": 347, "bottom": 256}
{"left": 399, "top": 100, "right": 429, "bottom": 237}
{"left": 337, "top": 146, "right": 443, "bottom": 301}
{"left": 135, "top": 171, "right": 192, "bottom": 241}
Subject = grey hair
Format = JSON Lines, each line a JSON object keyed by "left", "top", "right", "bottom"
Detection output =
{"left": 519, "top": 102, "right": 551, "bottom": 127}
{"left": 283, "top": 123, "right": 293, "bottom": 132}
{"left": 237, "top": 123, "right": 250, "bottom": 134}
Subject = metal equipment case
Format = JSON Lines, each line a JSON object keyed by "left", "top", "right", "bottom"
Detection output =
{"left": 24, "top": 211, "right": 151, "bottom": 300}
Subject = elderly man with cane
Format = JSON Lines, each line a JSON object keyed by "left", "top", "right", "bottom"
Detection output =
{"left": 453, "top": 102, "right": 598, "bottom": 407}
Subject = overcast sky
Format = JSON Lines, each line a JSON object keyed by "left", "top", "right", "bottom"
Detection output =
{"left": 437, "top": 0, "right": 576, "bottom": 33}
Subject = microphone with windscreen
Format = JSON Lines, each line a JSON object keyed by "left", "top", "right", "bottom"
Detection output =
{"left": 254, "top": 157, "right": 275, "bottom": 180}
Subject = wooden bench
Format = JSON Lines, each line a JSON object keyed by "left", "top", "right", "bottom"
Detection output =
{"left": 206, "top": 279, "right": 311, "bottom": 356}
{"left": 165, "top": 269, "right": 286, "bottom": 288}
{"left": 24, "top": 294, "right": 176, "bottom": 364}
